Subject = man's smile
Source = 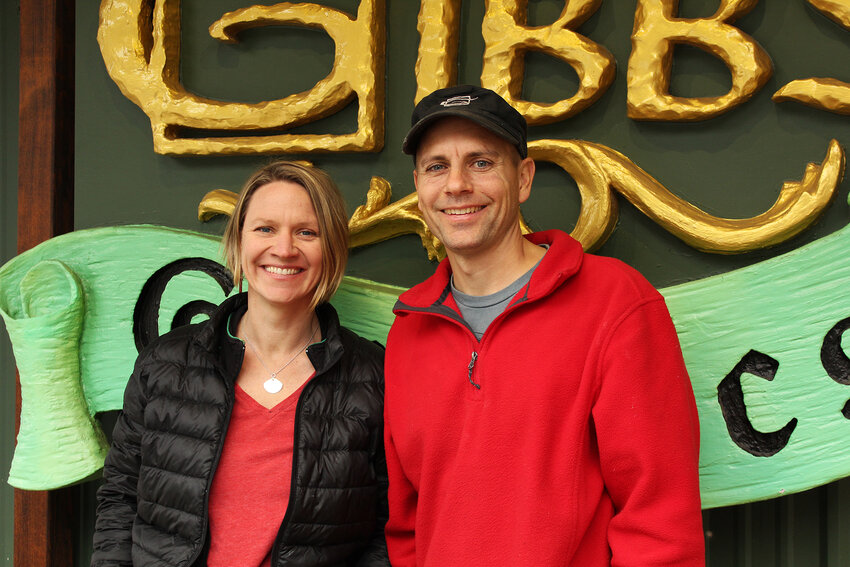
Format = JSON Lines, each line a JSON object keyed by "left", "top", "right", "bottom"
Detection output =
{"left": 442, "top": 206, "right": 485, "bottom": 216}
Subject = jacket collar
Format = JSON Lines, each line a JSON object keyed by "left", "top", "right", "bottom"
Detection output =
{"left": 191, "top": 292, "right": 247, "bottom": 383}
{"left": 193, "top": 291, "right": 247, "bottom": 352}
{"left": 395, "top": 229, "right": 583, "bottom": 312}
{"left": 305, "top": 302, "right": 345, "bottom": 374}
{"left": 192, "top": 292, "right": 345, "bottom": 379}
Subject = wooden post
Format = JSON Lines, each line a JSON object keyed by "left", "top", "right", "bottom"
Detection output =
{"left": 16, "top": 0, "right": 76, "bottom": 565}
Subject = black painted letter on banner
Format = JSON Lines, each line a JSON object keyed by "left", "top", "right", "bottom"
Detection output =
{"left": 821, "top": 316, "right": 850, "bottom": 419}
{"left": 822, "top": 316, "right": 850, "bottom": 385}
{"left": 133, "top": 258, "right": 234, "bottom": 352}
{"left": 717, "top": 350, "right": 797, "bottom": 457}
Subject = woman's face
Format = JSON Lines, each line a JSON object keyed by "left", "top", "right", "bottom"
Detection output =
{"left": 240, "top": 181, "right": 323, "bottom": 311}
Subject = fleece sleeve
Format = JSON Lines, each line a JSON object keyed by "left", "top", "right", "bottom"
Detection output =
{"left": 383, "top": 395, "right": 418, "bottom": 566}
{"left": 90, "top": 359, "right": 148, "bottom": 567}
{"left": 592, "top": 297, "right": 705, "bottom": 567}
{"left": 384, "top": 350, "right": 418, "bottom": 567}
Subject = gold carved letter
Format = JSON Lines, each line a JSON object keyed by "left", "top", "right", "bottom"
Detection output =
{"left": 628, "top": 0, "right": 772, "bottom": 121}
{"left": 773, "top": 0, "right": 850, "bottom": 114}
{"left": 97, "top": 0, "right": 385, "bottom": 155}
{"left": 414, "top": 0, "right": 462, "bottom": 103}
{"left": 481, "top": 0, "right": 616, "bottom": 125}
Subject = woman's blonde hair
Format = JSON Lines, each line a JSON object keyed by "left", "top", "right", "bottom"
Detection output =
{"left": 221, "top": 161, "right": 349, "bottom": 309}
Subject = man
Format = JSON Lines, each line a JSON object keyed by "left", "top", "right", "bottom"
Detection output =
{"left": 383, "top": 85, "right": 704, "bottom": 566}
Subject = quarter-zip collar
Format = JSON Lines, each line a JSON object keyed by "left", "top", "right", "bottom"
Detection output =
{"left": 393, "top": 230, "right": 583, "bottom": 316}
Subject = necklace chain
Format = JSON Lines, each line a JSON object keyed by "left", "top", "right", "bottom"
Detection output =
{"left": 244, "top": 323, "right": 318, "bottom": 381}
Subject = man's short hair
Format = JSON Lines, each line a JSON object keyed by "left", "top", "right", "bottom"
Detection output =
{"left": 402, "top": 85, "right": 528, "bottom": 159}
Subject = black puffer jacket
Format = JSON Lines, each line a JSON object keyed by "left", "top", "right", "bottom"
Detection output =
{"left": 92, "top": 293, "right": 389, "bottom": 566}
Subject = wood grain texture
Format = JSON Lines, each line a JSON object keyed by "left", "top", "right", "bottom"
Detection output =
{"left": 16, "top": 0, "right": 75, "bottom": 566}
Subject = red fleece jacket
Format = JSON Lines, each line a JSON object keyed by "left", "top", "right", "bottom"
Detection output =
{"left": 384, "top": 230, "right": 704, "bottom": 566}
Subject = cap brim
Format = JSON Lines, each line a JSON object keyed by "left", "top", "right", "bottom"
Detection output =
{"left": 402, "top": 109, "right": 524, "bottom": 157}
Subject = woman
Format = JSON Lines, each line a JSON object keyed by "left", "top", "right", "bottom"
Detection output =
{"left": 92, "top": 161, "right": 389, "bottom": 566}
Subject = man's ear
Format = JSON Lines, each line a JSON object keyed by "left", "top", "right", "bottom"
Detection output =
{"left": 517, "top": 157, "right": 535, "bottom": 204}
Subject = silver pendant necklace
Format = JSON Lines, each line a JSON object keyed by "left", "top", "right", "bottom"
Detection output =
{"left": 244, "top": 323, "right": 318, "bottom": 394}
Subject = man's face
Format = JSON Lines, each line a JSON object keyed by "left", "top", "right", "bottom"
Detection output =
{"left": 413, "top": 117, "right": 534, "bottom": 259}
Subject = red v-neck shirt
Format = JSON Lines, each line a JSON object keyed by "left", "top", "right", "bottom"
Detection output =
{"left": 207, "top": 379, "right": 310, "bottom": 567}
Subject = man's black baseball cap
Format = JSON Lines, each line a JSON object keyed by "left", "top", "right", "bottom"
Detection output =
{"left": 402, "top": 85, "right": 528, "bottom": 159}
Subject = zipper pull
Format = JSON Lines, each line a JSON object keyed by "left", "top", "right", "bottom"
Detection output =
{"left": 467, "top": 351, "right": 481, "bottom": 389}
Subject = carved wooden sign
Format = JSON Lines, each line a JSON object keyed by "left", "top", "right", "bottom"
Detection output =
{"left": 6, "top": 0, "right": 848, "bottom": 513}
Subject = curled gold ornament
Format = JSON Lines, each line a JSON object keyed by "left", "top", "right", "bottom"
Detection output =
{"left": 97, "top": 0, "right": 385, "bottom": 155}
{"left": 806, "top": 0, "right": 850, "bottom": 27}
{"left": 772, "top": 1, "right": 850, "bottom": 114}
{"left": 529, "top": 139, "right": 844, "bottom": 253}
{"left": 197, "top": 190, "right": 239, "bottom": 223}
{"left": 774, "top": 78, "right": 850, "bottom": 114}
{"left": 348, "top": 178, "right": 442, "bottom": 260}
{"left": 627, "top": 0, "right": 773, "bottom": 121}
{"left": 481, "top": 0, "right": 616, "bottom": 125}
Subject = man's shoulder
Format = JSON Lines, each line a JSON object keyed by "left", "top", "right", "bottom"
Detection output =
{"left": 577, "top": 252, "right": 663, "bottom": 306}
{"left": 527, "top": 229, "right": 659, "bottom": 299}
{"left": 581, "top": 250, "right": 649, "bottom": 280}
{"left": 526, "top": 229, "right": 657, "bottom": 301}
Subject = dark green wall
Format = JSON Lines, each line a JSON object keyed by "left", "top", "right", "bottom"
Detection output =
{"left": 5, "top": 0, "right": 850, "bottom": 564}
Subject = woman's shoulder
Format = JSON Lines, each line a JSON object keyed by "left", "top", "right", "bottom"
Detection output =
{"left": 136, "top": 319, "right": 212, "bottom": 367}
{"left": 138, "top": 294, "right": 243, "bottom": 363}
{"left": 338, "top": 325, "right": 384, "bottom": 356}
{"left": 332, "top": 325, "right": 385, "bottom": 384}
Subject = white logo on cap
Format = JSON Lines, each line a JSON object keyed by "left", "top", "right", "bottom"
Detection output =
{"left": 440, "top": 95, "right": 478, "bottom": 107}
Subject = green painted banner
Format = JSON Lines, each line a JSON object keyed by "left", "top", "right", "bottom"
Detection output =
{"left": 665, "top": 217, "right": 850, "bottom": 508}
{"left": 2, "top": 223, "right": 850, "bottom": 508}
